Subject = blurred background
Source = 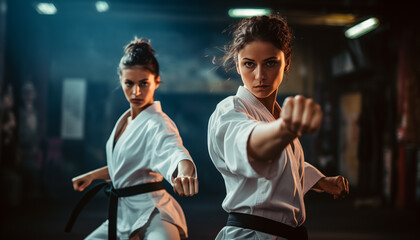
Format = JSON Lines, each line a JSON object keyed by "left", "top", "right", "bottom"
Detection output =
{"left": 0, "top": 0, "right": 419, "bottom": 239}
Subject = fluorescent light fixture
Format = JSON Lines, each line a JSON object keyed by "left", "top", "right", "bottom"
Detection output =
{"left": 35, "top": 3, "right": 57, "bottom": 15}
{"left": 228, "top": 8, "right": 271, "bottom": 18}
{"left": 345, "top": 17, "right": 379, "bottom": 39}
{"left": 95, "top": 1, "right": 109, "bottom": 13}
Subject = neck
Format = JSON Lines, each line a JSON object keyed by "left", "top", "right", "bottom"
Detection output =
{"left": 130, "top": 102, "right": 153, "bottom": 120}
{"left": 257, "top": 89, "right": 278, "bottom": 118}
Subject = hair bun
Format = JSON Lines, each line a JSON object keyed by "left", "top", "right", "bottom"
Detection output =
{"left": 124, "top": 38, "right": 155, "bottom": 56}
{"left": 119, "top": 37, "right": 160, "bottom": 77}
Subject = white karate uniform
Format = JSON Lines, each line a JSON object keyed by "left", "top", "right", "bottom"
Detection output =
{"left": 86, "top": 101, "right": 195, "bottom": 240}
{"left": 208, "top": 86, "right": 325, "bottom": 240}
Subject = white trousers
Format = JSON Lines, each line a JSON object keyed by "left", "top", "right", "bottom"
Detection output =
{"left": 215, "top": 226, "right": 287, "bottom": 240}
{"left": 85, "top": 209, "right": 180, "bottom": 240}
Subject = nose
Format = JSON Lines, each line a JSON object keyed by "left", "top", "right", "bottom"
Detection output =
{"left": 255, "top": 65, "right": 265, "bottom": 81}
{"left": 133, "top": 85, "right": 141, "bottom": 96}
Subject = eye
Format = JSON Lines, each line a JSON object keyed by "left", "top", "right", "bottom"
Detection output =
{"left": 124, "top": 81, "right": 133, "bottom": 87}
{"left": 140, "top": 81, "right": 149, "bottom": 87}
{"left": 265, "top": 60, "right": 278, "bottom": 67}
{"left": 244, "top": 61, "right": 255, "bottom": 68}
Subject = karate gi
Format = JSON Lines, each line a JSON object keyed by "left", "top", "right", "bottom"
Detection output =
{"left": 86, "top": 101, "right": 195, "bottom": 240}
{"left": 208, "top": 86, "right": 325, "bottom": 240}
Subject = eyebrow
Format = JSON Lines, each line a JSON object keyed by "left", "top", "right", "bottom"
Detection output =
{"left": 241, "top": 56, "right": 278, "bottom": 61}
{"left": 123, "top": 78, "right": 149, "bottom": 82}
{"left": 264, "top": 57, "right": 278, "bottom": 61}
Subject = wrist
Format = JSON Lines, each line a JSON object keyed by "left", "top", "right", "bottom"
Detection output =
{"left": 316, "top": 177, "right": 330, "bottom": 190}
{"left": 177, "top": 160, "right": 195, "bottom": 178}
{"left": 277, "top": 119, "right": 298, "bottom": 146}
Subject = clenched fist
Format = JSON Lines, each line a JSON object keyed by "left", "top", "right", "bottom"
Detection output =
{"left": 72, "top": 174, "right": 94, "bottom": 192}
{"left": 172, "top": 160, "right": 198, "bottom": 197}
{"left": 281, "top": 95, "right": 323, "bottom": 137}
{"left": 315, "top": 176, "right": 350, "bottom": 199}
{"left": 173, "top": 177, "right": 199, "bottom": 197}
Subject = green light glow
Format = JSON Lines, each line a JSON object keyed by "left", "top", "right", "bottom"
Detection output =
{"left": 228, "top": 8, "right": 271, "bottom": 18}
{"left": 96, "top": 1, "right": 109, "bottom": 13}
{"left": 345, "top": 17, "right": 380, "bottom": 39}
{"left": 35, "top": 3, "right": 57, "bottom": 15}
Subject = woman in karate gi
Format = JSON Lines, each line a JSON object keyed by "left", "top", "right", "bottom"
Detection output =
{"left": 71, "top": 38, "right": 198, "bottom": 240}
{"left": 208, "top": 15, "right": 349, "bottom": 240}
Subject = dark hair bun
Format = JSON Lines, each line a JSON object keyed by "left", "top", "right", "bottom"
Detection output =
{"left": 124, "top": 38, "right": 155, "bottom": 56}
{"left": 118, "top": 37, "right": 160, "bottom": 77}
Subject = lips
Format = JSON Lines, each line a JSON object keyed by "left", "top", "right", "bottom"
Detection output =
{"left": 131, "top": 99, "right": 143, "bottom": 104}
{"left": 254, "top": 85, "right": 270, "bottom": 90}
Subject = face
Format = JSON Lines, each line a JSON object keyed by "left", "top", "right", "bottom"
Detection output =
{"left": 236, "top": 40, "right": 286, "bottom": 99}
{"left": 120, "top": 66, "right": 160, "bottom": 113}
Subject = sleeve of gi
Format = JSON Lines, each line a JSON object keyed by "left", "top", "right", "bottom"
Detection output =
{"left": 208, "top": 98, "right": 279, "bottom": 179}
{"left": 150, "top": 114, "right": 196, "bottom": 185}
{"left": 303, "top": 162, "right": 325, "bottom": 194}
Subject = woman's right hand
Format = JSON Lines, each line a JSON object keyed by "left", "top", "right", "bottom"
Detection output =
{"left": 248, "top": 95, "right": 323, "bottom": 162}
{"left": 280, "top": 95, "right": 323, "bottom": 137}
{"left": 72, "top": 173, "right": 93, "bottom": 192}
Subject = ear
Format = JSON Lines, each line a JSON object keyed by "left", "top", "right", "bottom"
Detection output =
{"left": 279, "top": 51, "right": 289, "bottom": 73}
{"left": 155, "top": 76, "right": 161, "bottom": 89}
{"left": 284, "top": 62, "right": 290, "bottom": 72}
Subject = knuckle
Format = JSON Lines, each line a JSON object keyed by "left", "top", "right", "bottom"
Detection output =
{"left": 284, "top": 96, "right": 293, "bottom": 103}
{"left": 306, "top": 98, "right": 315, "bottom": 107}
{"left": 295, "top": 95, "right": 305, "bottom": 102}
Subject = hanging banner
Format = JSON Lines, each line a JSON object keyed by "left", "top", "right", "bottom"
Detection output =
{"left": 61, "top": 78, "right": 86, "bottom": 140}
{"left": 339, "top": 92, "right": 362, "bottom": 186}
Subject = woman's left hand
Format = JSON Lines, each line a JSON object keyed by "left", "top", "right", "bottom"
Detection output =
{"left": 315, "top": 176, "right": 349, "bottom": 199}
{"left": 173, "top": 176, "right": 199, "bottom": 197}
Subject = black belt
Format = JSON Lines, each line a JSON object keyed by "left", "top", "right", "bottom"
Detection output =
{"left": 65, "top": 181, "right": 164, "bottom": 240}
{"left": 226, "top": 212, "right": 308, "bottom": 240}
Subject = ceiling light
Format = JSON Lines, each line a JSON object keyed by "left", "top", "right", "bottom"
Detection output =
{"left": 228, "top": 8, "right": 271, "bottom": 18}
{"left": 345, "top": 17, "right": 379, "bottom": 39}
{"left": 35, "top": 3, "right": 57, "bottom": 15}
{"left": 95, "top": 1, "right": 109, "bottom": 13}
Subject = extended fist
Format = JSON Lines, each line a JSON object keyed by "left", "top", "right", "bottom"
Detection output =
{"left": 173, "top": 176, "right": 199, "bottom": 197}
{"left": 281, "top": 95, "right": 323, "bottom": 137}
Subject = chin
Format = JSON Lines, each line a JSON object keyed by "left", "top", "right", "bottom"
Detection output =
{"left": 251, "top": 90, "right": 274, "bottom": 99}
{"left": 131, "top": 102, "right": 145, "bottom": 108}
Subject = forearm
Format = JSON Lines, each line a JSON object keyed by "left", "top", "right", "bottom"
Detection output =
{"left": 85, "top": 166, "right": 110, "bottom": 181}
{"left": 72, "top": 166, "right": 110, "bottom": 191}
{"left": 176, "top": 160, "right": 195, "bottom": 177}
{"left": 312, "top": 177, "right": 326, "bottom": 191}
{"left": 303, "top": 162, "right": 326, "bottom": 193}
{"left": 248, "top": 119, "right": 296, "bottom": 162}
